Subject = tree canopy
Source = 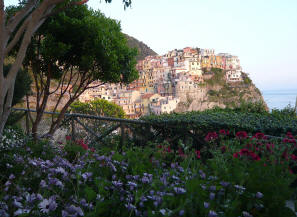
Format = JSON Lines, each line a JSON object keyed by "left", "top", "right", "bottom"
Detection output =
{"left": 0, "top": 0, "right": 133, "bottom": 137}
{"left": 19, "top": 4, "right": 138, "bottom": 137}
{"left": 70, "top": 99, "right": 126, "bottom": 118}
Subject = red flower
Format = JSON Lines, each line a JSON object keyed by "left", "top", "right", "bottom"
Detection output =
{"left": 219, "top": 129, "right": 229, "bottom": 135}
{"left": 253, "top": 132, "right": 267, "bottom": 140}
{"left": 157, "top": 145, "right": 163, "bottom": 149}
{"left": 291, "top": 154, "right": 297, "bottom": 161}
{"left": 221, "top": 145, "right": 227, "bottom": 153}
{"left": 233, "top": 152, "right": 239, "bottom": 158}
{"left": 249, "top": 152, "right": 261, "bottom": 161}
{"left": 178, "top": 148, "right": 185, "bottom": 157}
{"left": 195, "top": 150, "right": 201, "bottom": 159}
{"left": 205, "top": 132, "right": 218, "bottom": 142}
{"left": 287, "top": 132, "right": 294, "bottom": 139}
{"left": 283, "top": 138, "right": 296, "bottom": 144}
{"left": 167, "top": 146, "right": 172, "bottom": 153}
{"left": 90, "top": 148, "right": 95, "bottom": 153}
{"left": 236, "top": 131, "right": 248, "bottom": 139}
{"left": 76, "top": 139, "right": 89, "bottom": 150}
{"left": 66, "top": 135, "right": 71, "bottom": 141}
{"left": 266, "top": 143, "right": 274, "bottom": 153}
{"left": 239, "top": 148, "right": 249, "bottom": 155}
{"left": 281, "top": 148, "right": 288, "bottom": 161}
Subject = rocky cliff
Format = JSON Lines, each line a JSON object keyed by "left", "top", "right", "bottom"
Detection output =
{"left": 175, "top": 70, "right": 267, "bottom": 112}
{"left": 125, "top": 34, "right": 158, "bottom": 61}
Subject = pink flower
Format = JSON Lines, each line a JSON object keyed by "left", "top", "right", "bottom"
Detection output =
{"left": 236, "top": 131, "right": 248, "bottom": 139}
{"left": 291, "top": 154, "right": 297, "bottom": 161}
{"left": 281, "top": 148, "right": 288, "bottom": 161}
{"left": 178, "top": 148, "right": 185, "bottom": 157}
{"left": 167, "top": 146, "right": 172, "bottom": 153}
{"left": 253, "top": 132, "right": 267, "bottom": 140}
{"left": 233, "top": 152, "right": 239, "bottom": 158}
{"left": 219, "top": 129, "right": 229, "bottom": 135}
{"left": 221, "top": 145, "right": 227, "bottom": 153}
{"left": 205, "top": 132, "right": 218, "bottom": 142}
{"left": 65, "top": 135, "right": 71, "bottom": 141}
{"left": 195, "top": 150, "right": 201, "bottom": 159}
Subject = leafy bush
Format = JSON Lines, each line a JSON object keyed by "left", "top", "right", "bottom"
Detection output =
{"left": 141, "top": 110, "right": 297, "bottom": 140}
{"left": 271, "top": 105, "right": 297, "bottom": 119}
{"left": 232, "top": 100, "right": 268, "bottom": 114}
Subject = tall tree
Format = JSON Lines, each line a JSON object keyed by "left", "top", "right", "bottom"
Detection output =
{"left": 22, "top": 5, "right": 138, "bottom": 138}
{"left": 0, "top": 0, "right": 132, "bottom": 137}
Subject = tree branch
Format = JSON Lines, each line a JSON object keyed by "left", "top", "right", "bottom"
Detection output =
{"left": 41, "top": 0, "right": 89, "bottom": 19}
{"left": 5, "top": 0, "right": 36, "bottom": 36}
{"left": 4, "top": 16, "right": 30, "bottom": 56}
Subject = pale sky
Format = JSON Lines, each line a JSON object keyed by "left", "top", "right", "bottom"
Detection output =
{"left": 5, "top": 0, "right": 297, "bottom": 91}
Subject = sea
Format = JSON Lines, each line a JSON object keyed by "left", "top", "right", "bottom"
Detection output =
{"left": 261, "top": 89, "right": 297, "bottom": 111}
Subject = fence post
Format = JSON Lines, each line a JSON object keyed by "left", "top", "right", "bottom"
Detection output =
{"left": 71, "top": 117, "right": 76, "bottom": 141}
{"left": 120, "top": 122, "right": 125, "bottom": 151}
{"left": 25, "top": 111, "right": 30, "bottom": 135}
{"left": 144, "top": 124, "right": 150, "bottom": 145}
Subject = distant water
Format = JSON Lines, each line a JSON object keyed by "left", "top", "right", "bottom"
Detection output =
{"left": 262, "top": 89, "right": 297, "bottom": 110}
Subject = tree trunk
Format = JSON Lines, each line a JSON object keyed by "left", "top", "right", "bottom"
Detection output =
{"left": 31, "top": 65, "right": 52, "bottom": 139}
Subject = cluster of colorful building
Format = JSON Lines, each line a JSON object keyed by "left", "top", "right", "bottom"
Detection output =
{"left": 79, "top": 47, "right": 243, "bottom": 118}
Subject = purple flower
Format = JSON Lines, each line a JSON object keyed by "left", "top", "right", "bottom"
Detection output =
{"left": 40, "top": 180, "right": 47, "bottom": 188}
{"left": 82, "top": 172, "right": 93, "bottom": 181}
{"left": 220, "top": 181, "right": 229, "bottom": 188}
{"left": 36, "top": 194, "right": 43, "bottom": 201}
{"left": 160, "top": 209, "right": 166, "bottom": 215}
{"left": 4, "top": 181, "right": 11, "bottom": 187}
{"left": 255, "top": 192, "right": 263, "bottom": 199}
{"left": 13, "top": 200, "right": 23, "bottom": 209}
{"left": 199, "top": 170, "right": 206, "bottom": 179}
{"left": 14, "top": 209, "right": 30, "bottom": 216}
{"left": 63, "top": 205, "right": 84, "bottom": 217}
{"left": 234, "top": 185, "right": 246, "bottom": 194}
{"left": 80, "top": 199, "right": 88, "bottom": 207}
{"left": 125, "top": 203, "right": 136, "bottom": 211}
{"left": 112, "top": 180, "right": 123, "bottom": 187}
{"left": 209, "top": 192, "right": 215, "bottom": 200}
{"left": 204, "top": 202, "right": 210, "bottom": 208}
{"left": 174, "top": 187, "right": 186, "bottom": 194}
{"left": 209, "top": 186, "right": 216, "bottom": 191}
{"left": 38, "top": 197, "right": 57, "bottom": 214}
{"left": 0, "top": 210, "right": 9, "bottom": 217}
{"left": 26, "top": 193, "right": 37, "bottom": 204}
{"left": 179, "top": 210, "right": 185, "bottom": 216}
{"left": 242, "top": 211, "right": 253, "bottom": 217}
{"left": 208, "top": 210, "right": 218, "bottom": 217}
{"left": 9, "top": 174, "right": 15, "bottom": 180}
{"left": 141, "top": 176, "right": 150, "bottom": 184}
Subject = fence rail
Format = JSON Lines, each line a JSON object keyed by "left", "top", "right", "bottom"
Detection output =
{"left": 11, "top": 108, "right": 289, "bottom": 151}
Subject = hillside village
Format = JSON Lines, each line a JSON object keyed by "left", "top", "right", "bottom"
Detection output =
{"left": 79, "top": 47, "right": 248, "bottom": 118}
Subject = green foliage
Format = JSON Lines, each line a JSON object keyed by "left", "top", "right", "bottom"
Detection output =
{"left": 244, "top": 77, "right": 252, "bottom": 85}
{"left": 141, "top": 109, "right": 297, "bottom": 137}
{"left": 271, "top": 105, "right": 297, "bottom": 119}
{"left": 70, "top": 99, "right": 126, "bottom": 118}
{"left": 232, "top": 100, "right": 268, "bottom": 114}
{"left": 26, "top": 5, "right": 139, "bottom": 84}
{"left": 205, "top": 68, "right": 225, "bottom": 86}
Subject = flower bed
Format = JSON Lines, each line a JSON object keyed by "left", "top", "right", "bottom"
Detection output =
{"left": 0, "top": 128, "right": 296, "bottom": 217}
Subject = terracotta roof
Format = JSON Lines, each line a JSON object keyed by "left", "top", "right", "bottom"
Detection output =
{"left": 141, "top": 93, "right": 154, "bottom": 99}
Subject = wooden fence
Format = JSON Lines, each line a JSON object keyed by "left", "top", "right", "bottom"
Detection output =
{"left": 11, "top": 108, "right": 288, "bottom": 151}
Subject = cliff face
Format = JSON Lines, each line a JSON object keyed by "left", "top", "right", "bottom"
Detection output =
{"left": 175, "top": 71, "right": 267, "bottom": 112}
{"left": 124, "top": 34, "right": 158, "bottom": 61}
